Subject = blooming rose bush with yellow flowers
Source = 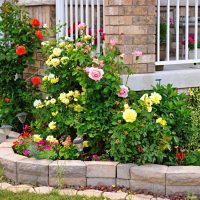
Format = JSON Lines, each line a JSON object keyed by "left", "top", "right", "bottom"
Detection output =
{"left": 20, "top": 23, "right": 194, "bottom": 164}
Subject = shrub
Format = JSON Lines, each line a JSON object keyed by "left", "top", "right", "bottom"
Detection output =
{"left": 0, "top": 2, "right": 42, "bottom": 128}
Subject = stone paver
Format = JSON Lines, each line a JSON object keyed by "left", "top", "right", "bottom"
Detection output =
{"left": 86, "top": 161, "right": 118, "bottom": 178}
{"left": 0, "top": 142, "right": 14, "bottom": 148}
{"left": 7, "top": 184, "right": 34, "bottom": 193}
{"left": 103, "top": 191, "right": 128, "bottom": 200}
{"left": 17, "top": 158, "right": 52, "bottom": 186}
{"left": 77, "top": 189, "right": 103, "bottom": 197}
{"left": 34, "top": 186, "right": 54, "bottom": 194}
{"left": 116, "top": 179, "right": 129, "bottom": 188}
{"left": 59, "top": 188, "right": 77, "bottom": 196}
{"left": 49, "top": 160, "right": 86, "bottom": 187}
{"left": 0, "top": 182, "right": 12, "bottom": 190}
{"left": 126, "top": 194, "right": 154, "bottom": 200}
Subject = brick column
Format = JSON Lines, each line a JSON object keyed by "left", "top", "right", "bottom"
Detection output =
{"left": 104, "top": 0, "right": 156, "bottom": 73}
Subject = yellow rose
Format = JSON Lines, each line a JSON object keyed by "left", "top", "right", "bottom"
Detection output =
{"left": 61, "top": 56, "right": 69, "bottom": 65}
{"left": 50, "top": 98, "right": 56, "bottom": 104}
{"left": 67, "top": 91, "right": 74, "bottom": 97}
{"left": 156, "top": 117, "right": 167, "bottom": 126}
{"left": 65, "top": 44, "right": 73, "bottom": 50}
{"left": 150, "top": 92, "right": 162, "bottom": 104}
{"left": 74, "top": 90, "right": 80, "bottom": 98}
{"left": 58, "top": 92, "right": 67, "bottom": 100}
{"left": 144, "top": 98, "right": 153, "bottom": 107}
{"left": 74, "top": 104, "right": 83, "bottom": 112}
{"left": 53, "top": 48, "right": 62, "bottom": 57}
{"left": 123, "top": 109, "right": 137, "bottom": 123}
{"left": 46, "top": 135, "right": 58, "bottom": 143}
{"left": 44, "top": 100, "right": 51, "bottom": 106}
{"left": 33, "top": 134, "right": 42, "bottom": 142}
{"left": 147, "top": 106, "right": 152, "bottom": 112}
{"left": 42, "top": 76, "right": 48, "bottom": 81}
{"left": 52, "top": 111, "right": 58, "bottom": 116}
{"left": 140, "top": 93, "right": 149, "bottom": 101}
{"left": 83, "top": 35, "right": 92, "bottom": 42}
{"left": 83, "top": 141, "right": 89, "bottom": 148}
{"left": 50, "top": 77, "right": 59, "bottom": 84}
{"left": 49, "top": 54, "right": 55, "bottom": 60}
{"left": 59, "top": 42, "right": 65, "bottom": 48}
{"left": 51, "top": 58, "right": 60, "bottom": 67}
{"left": 124, "top": 104, "right": 129, "bottom": 110}
{"left": 62, "top": 98, "right": 70, "bottom": 105}
{"left": 48, "top": 121, "right": 56, "bottom": 130}
{"left": 45, "top": 59, "right": 51, "bottom": 67}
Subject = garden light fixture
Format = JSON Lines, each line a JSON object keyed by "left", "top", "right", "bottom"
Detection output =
{"left": 73, "top": 136, "right": 83, "bottom": 152}
{"left": 16, "top": 112, "right": 28, "bottom": 130}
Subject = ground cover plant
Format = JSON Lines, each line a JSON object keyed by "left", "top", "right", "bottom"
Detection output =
{"left": 11, "top": 22, "right": 199, "bottom": 165}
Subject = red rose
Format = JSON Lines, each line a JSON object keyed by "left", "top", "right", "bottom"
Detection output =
{"left": 31, "top": 76, "right": 41, "bottom": 85}
{"left": 4, "top": 98, "right": 10, "bottom": 103}
{"left": 35, "top": 30, "right": 43, "bottom": 40}
{"left": 16, "top": 46, "right": 26, "bottom": 56}
{"left": 32, "top": 18, "right": 40, "bottom": 28}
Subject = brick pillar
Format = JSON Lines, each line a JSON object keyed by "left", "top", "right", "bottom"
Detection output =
{"left": 104, "top": 0, "right": 156, "bottom": 73}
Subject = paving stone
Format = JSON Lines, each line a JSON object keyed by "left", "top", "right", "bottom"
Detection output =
{"left": 116, "top": 179, "right": 130, "bottom": 188}
{"left": 77, "top": 189, "right": 103, "bottom": 197}
{"left": 0, "top": 182, "right": 12, "bottom": 190}
{"left": 103, "top": 191, "right": 128, "bottom": 200}
{"left": 0, "top": 134, "right": 7, "bottom": 143}
{"left": 8, "top": 131, "right": 19, "bottom": 139}
{"left": 117, "top": 163, "right": 135, "bottom": 179}
{"left": 166, "top": 166, "right": 200, "bottom": 186}
{"left": 0, "top": 153, "right": 27, "bottom": 183}
{"left": 86, "top": 161, "right": 119, "bottom": 178}
{"left": 34, "top": 186, "right": 54, "bottom": 194}
{"left": 49, "top": 160, "right": 86, "bottom": 187}
{"left": 126, "top": 194, "right": 154, "bottom": 200}
{"left": 17, "top": 158, "right": 52, "bottom": 186}
{"left": 7, "top": 184, "right": 33, "bottom": 193}
{"left": 0, "top": 148, "right": 14, "bottom": 156}
{"left": 130, "top": 164, "right": 168, "bottom": 184}
{"left": 130, "top": 180, "right": 165, "bottom": 195}
{"left": 87, "top": 178, "right": 116, "bottom": 187}
{"left": 59, "top": 188, "right": 77, "bottom": 196}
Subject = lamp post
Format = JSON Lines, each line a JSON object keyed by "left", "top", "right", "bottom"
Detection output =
{"left": 73, "top": 136, "right": 83, "bottom": 160}
{"left": 16, "top": 112, "right": 28, "bottom": 131}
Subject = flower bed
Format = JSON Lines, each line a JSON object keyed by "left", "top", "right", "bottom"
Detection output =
{"left": 0, "top": 139, "right": 200, "bottom": 195}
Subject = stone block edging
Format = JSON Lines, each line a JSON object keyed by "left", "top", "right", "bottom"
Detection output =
{"left": 0, "top": 141, "right": 199, "bottom": 195}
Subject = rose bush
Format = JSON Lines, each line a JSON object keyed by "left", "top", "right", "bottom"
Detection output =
{"left": 0, "top": 2, "right": 43, "bottom": 128}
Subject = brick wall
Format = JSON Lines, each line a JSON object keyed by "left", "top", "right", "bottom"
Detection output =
{"left": 104, "top": 0, "right": 157, "bottom": 74}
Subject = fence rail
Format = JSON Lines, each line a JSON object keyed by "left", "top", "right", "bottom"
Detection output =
{"left": 56, "top": 0, "right": 104, "bottom": 53}
{"left": 156, "top": 0, "right": 200, "bottom": 66}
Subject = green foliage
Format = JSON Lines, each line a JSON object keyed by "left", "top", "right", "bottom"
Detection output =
{"left": 0, "top": 2, "right": 42, "bottom": 128}
{"left": 160, "top": 22, "right": 167, "bottom": 43}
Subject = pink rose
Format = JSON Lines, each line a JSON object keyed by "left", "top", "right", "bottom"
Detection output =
{"left": 117, "top": 85, "right": 129, "bottom": 98}
{"left": 88, "top": 67, "right": 104, "bottom": 81}
{"left": 84, "top": 67, "right": 90, "bottom": 74}
{"left": 132, "top": 50, "right": 143, "bottom": 57}
{"left": 110, "top": 39, "right": 116, "bottom": 46}
{"left": 76, "top": 42, "right": 83, "bottom": 48}
{"left": 78, "top": 23, "right": 86, "bottom": 30}
{"left": 85, "top": 45, "right": 91, "bottom": 52}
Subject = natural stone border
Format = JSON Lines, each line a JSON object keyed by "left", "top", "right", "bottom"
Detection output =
{"left": 0, "top": 140, "right": 200, "bottom": 195}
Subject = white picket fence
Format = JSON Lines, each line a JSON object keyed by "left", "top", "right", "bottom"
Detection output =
{"left": 156, "top": 0, "right": 200, "bottom": 66}
{"left": 56, "top": 0, "right": 104, "bottom": 53}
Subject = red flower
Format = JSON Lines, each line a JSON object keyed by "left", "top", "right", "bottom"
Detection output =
{"left": 32, "top": 18, "right": 40, "bottom": 28}
{"left": 176, "top": 152, "right": 184, "bottom": 161}
{"left": 31, "top": 76, "right": 41, "bottom": 85}
{"left": 35, "top": 30, "right": 43, "bottom": 40}
{"left": 16, "top": 46, "right": 26, "bottom": 56}
{"left": 4, "top": 98, "right": 10, "bottom": 103}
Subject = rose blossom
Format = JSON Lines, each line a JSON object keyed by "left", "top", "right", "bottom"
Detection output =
{"left": 110, "top": 39, "right": 116, "bottom": 46}
{"left": 88, "top": 67, "right": 104, "bottom": 81}
{"left": 4, "top": 98, "right": 10, "bottom": 103}
{"left": 44, "top": 145, "right": 52, "bottom": 150}
{"left": 117, "top": 85, "right": 129, "bottom": 98}
{"left": 78, "top": 23, "right": 86, "bottom": 30}
{"left": 84, "top": 67, "right": 90, "bottom": 74}
{"left": 16, "top": 46, "right": 26, "bottom": 56}
{"left": 85, "top": 45, "right": 91, "bottom": 52}
{"left": 76, "top": 42, "right": 83, "bottom": 48}
{"left": 32, "top": 18, "right": 40, "bottom": 28}
{"left": 35, "top": 30, "right": 43, "bottom": 40}
{"left": 132, "top": 50, "right": 143, "bottom": 57}
{"left": 31, "top": 76, "right": 41, "bottom": 85}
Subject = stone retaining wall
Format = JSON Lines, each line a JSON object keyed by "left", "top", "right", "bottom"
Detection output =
{"left": 0, "top": 140, "right": 199, "bottom": 195}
